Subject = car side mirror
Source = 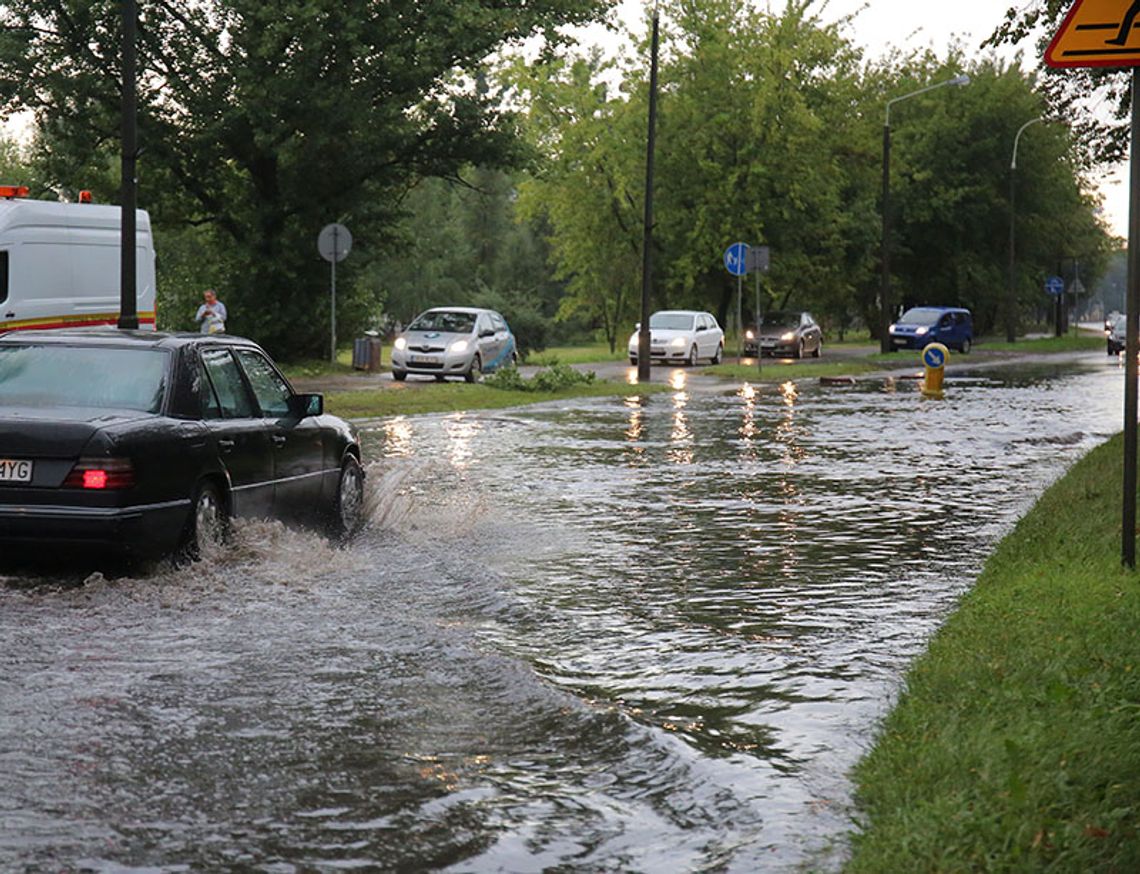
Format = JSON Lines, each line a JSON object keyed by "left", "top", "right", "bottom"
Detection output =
{"left": 292, "top": 393, "right": 323, "bottom": 417}
{"left": 480, "top": 329, "right": 495, "bottom": 338}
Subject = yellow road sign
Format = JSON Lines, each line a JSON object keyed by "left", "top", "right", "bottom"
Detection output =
{"left": 1046, "top": 0, "right": 1140, "bottom": 67}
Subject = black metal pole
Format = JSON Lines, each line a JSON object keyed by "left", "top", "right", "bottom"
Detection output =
{"left": 637, "top": 9, "right": 659, "bottom": 384}
{"left": 1123, "top": 69, "right": 1140, "bottom": 568}
{"left": 879, "top": 122, "right": 892, "bottom": 354}
{"left": 118, "top": 0, "right": 139, "bottom": 330}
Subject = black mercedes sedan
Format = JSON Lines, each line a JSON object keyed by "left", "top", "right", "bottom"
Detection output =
{"left": 0, "top": 330, "right": 365, "bottom": 563}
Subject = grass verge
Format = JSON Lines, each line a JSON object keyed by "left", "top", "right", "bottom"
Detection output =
{"left": 324, "top": 379, "right": 667, "bottom": 418}
{"left": 848, "top": 433, "right": 1140, "bottom": 871}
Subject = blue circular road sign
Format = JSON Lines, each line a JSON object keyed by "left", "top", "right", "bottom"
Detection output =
{"left": 922, "top": 345, "right": 947, "bottom": 369}
{"left": 724, "top": 242, "right": 749, "bottom": 277}
{"left": 1045, "top": 275, "right": 1065, "bottom": 296}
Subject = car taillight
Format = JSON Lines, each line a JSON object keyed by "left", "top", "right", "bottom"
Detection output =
{"left": 63, "top": 458, "right": 136, "bottom": 490}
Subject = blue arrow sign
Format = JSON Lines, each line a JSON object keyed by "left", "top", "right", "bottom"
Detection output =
{"left": 922, "top": 345, "right": 946, "bottom": 369}
{"left": 724, "top": 242, "right": 749, "bottom": 277}
{"left": 1045, "top": 275, "right": 1065, "bottom": 296}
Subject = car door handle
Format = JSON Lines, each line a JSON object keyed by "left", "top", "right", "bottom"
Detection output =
{"left": 218, "top": 438, "right": 235, "bottom": 451}
{"left": 271, "top": 435, "right": 287, "bottom": 447}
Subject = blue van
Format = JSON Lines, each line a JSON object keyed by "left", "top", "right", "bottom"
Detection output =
{"left": 889, "top": 306, "right": 973, "bottom": 353}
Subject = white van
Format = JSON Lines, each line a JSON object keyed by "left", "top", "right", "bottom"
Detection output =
{"left": 0, "top": 187, "right": 156, "bottom": 332}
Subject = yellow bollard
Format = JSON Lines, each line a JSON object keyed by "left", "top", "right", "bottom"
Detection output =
{"left": 921, "top": 343, "right": 949, "bottom": 398}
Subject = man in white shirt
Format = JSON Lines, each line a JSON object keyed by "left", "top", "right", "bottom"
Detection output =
{"left": 194, "top": 289, "right": 227, "bottom": 334}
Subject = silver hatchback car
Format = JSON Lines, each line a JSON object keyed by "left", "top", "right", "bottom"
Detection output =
{"left": 390, "top": 307, "right": 517, "bottom": 382}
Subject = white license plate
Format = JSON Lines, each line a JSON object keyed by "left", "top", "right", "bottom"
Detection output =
{"left": 410, "top": 355, "right": 440, "bottom": 365}
{"left": 0, "top": 458, "right": 32, "bottom": 482}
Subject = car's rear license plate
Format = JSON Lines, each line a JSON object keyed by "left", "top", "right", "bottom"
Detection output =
{"left": 0, "top": 459, "right": 32, "bottom": 483}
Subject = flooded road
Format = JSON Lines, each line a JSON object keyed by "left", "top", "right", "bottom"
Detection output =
{"left": 0, "top": 355, "right": 1127, "bottom": 872}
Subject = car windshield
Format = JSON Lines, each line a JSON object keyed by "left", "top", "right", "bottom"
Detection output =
{"left": 0, "top": 345, "right": 168, "bottom": 412}
{"left": 898, "top": 308, "right": 947, "bottom": 327}
{"left": 763, "top": 312, "right": 799, "bottom": 329}
{"left": 409, "top": 311, "right": 476, "bottom": 334}
{"left": 649, "top": 313, "right": 696, "bottom": 331}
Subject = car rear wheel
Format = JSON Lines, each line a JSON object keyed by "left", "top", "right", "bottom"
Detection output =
{"left": 629, "top": 355, "right": 638, "bottom": 365}
{"left": 712, "top": 343, "right": 723, "bottom": 365}
{"left": 465, "top": 354, "right": 482, "bottom": 383}
{"left": 183, "top": 480, "right": 228, "bottom": 562}
{"left": 328, "top": 455, "right": 365, "bottom": 541}
{"left": 960, "top": 338, "right": 972, "bottom": 354}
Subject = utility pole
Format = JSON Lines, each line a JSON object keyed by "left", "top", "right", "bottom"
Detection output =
{"left": 118, "top": 0, "right": 139, "bottom": 330}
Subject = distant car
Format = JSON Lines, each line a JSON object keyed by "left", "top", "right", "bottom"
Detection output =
{"left": 744, "top": 311, "right": 822, "bottom": 359}
{"left": 0, "top": 330, "right": 365, "bottom": 563}
{"left": 1107, "top": 313, "right": 1126, "bottom": 355}
{"left": 889, "top": 306, "right": 973, "bottom": 353}
{"left": 628, "top": 310, "right": 724, "bottom": 366}
{"left": 391, "top": 307, "right": 517, "bottom": 382}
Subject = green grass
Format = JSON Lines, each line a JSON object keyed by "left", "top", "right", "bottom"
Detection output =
{"left": 848, "top": 433, "right": 1140, "bottom": 871}
{"left": 525, "top": 343, "right": 627, "bottom": 365}
{"left": 978, "top": 334, "right": 1104, "bottom": 354}
{"left": 324, "top": 379, "right": 667, "bottom": 419}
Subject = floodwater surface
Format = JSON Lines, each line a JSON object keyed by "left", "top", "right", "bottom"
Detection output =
{"left": 0, "top": 356, "right": 1126, "bottom": 872}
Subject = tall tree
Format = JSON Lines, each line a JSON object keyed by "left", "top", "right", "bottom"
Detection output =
{"left": 0, "top": 0, "right": 607, "bottom": 358}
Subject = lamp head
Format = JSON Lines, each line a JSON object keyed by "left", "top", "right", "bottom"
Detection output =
{"left": 951, "top": 74, "right": 970, "bottom": 87}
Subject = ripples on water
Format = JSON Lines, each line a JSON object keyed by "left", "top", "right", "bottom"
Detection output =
{"left": 0, "top": 359, "right": 1125, "bottom": 872}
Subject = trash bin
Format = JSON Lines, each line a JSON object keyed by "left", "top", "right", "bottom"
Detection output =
{"left": 352, "top": 333, "right": 382, "bottom": 372}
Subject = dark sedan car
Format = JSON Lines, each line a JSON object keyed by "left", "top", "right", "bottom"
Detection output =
{"left": 0, "top": 330, "right": 365, "bottom": 562}
{"left": 744, "top": 311, "right": 822, "bottom": 359}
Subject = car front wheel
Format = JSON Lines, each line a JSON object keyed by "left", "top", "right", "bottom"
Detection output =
{"left": 392, "top": 370, "right": 407, "bottom": 382}
{"left": 328, "top": 455, "right": 365, "bottom": 540}
{"left": 687, "top": 345, "right": 698, "bottom": 367}
{"left": 465, "top": 354, "right": 482, "bottom": 383}
{"left": 812, "top": 339, "right": 822, "bottom": 358}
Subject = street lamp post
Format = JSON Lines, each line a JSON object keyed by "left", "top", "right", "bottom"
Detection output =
{"left": 1007, "top": 117, "right": 1044, "bottom": 343}
{"left": 880, "top": 74, "right": 970, "bottom": 353}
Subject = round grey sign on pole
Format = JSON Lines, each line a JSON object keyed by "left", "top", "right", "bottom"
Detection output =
{"left": 318, "top": 223, "right": 352, "bottom": 263}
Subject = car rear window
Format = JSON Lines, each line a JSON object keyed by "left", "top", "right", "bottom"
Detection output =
{"left": 0, "top": 344, "right": 168, "bottom": 412}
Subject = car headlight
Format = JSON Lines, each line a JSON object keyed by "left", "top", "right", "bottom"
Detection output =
{"left": 745, "top": 329, "right": 755, "bottom": 340}
{"left": 915, "top": 327, "right": 929, "bottom": 335}
{"left": 670, "top": 337, "right": 686, "bottom": 348}
{"left": 888, "top": 323, "right": 897, "bottom": 333}
{"left": 394, "top": 337, "right": 407, "bottom": 350}
{"left": 450, "top": 339, "right": 469, "bottom": 354}
{"left": 781, "top": 331, "right": 796, "bottom": 342}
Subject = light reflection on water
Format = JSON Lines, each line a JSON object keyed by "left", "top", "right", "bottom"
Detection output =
{"left": 0, "top": 358, "right": 1126, "bottom": 872}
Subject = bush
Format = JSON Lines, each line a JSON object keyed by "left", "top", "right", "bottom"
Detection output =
{"left": 484, "top": 363, "right": 595, "bottom": 393}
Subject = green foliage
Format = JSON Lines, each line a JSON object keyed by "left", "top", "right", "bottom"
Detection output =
{"left": 484, "top": 362, "right": 595, "bottom": 392}
{"left": 849, "top": 433, "right": 1140, "bottom": 871}
{"left": 0, "top": 0, "right": 607, "bottom": 359}
{"left": 506, "top": 1, "right": 1109, "bottom": 345}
